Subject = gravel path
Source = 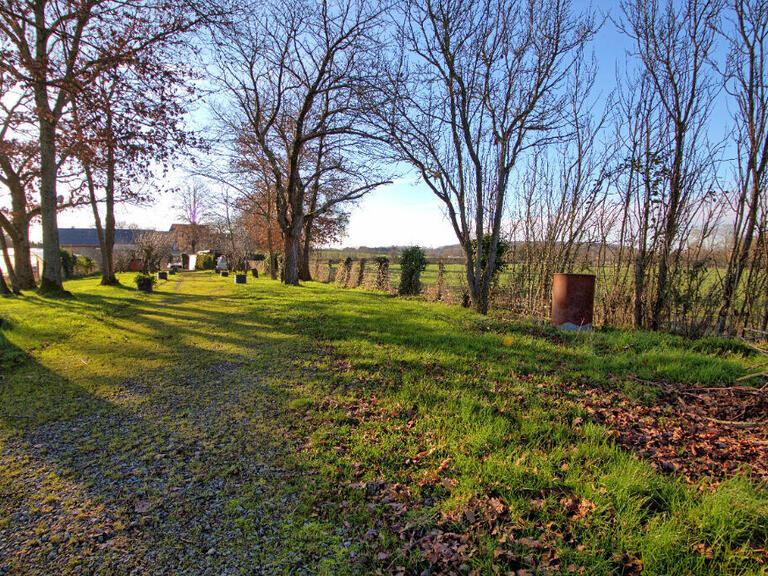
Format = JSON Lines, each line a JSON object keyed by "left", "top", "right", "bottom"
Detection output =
{"left": 0, "top": 275, "right": 340, "bottom": 575}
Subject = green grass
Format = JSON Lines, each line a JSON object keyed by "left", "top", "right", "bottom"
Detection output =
{"left": 1, "top": 272, "right": 766, "bottom": 575}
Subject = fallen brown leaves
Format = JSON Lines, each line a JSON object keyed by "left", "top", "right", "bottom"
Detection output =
{"left": 580, "top": 381, "right": 768, "bottom": 484}
{"left": 304, "top": 341, "right": 766, "bottom": 573}
{"left": 344, "top": 478, "right": 601, "bottom": 575}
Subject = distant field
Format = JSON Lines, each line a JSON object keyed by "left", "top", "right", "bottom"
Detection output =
{"left": 311, "top": 258, "right": 751, "bottom": 332}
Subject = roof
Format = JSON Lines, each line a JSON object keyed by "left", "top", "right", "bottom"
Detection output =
{"left": 58, "top": 228, "right": 157, "bottom": 247}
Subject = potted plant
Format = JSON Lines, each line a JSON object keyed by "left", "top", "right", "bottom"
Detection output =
{"left": 134, "top": 273, "right": 155, "bottom": 293}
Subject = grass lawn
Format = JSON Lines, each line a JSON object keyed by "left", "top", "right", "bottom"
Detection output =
{"left": 1, "top": 272, "right": 766, "bottom": 575}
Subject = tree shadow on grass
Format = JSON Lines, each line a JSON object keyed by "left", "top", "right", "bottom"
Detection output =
{"left": 2, "top": 273, "right": 762, "bottom": 576}
{"left": 30, "top": 273, "right": 752, "bottom": 395}
{"left": 0, "top": 299, "right": 339, "bottom": 575}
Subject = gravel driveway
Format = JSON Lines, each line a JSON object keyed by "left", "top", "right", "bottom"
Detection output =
{"left": 0, "top": 275, "right": 349, "bottom": 575}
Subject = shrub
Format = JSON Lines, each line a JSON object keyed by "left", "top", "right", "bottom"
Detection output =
{"left": 133, "top": 273, "right": 156, "bottom": 291}
{"left": 74, "top": 255, "right": 97, "bottom": 276}
{"left": 60, "top": 249, "right": 77, "bottom": 279}
{"left": 354, "top": 258, "right": 366, "bottom": 288}
{"left": 336, "top": 257, "right": 353, "bottom": 287}
{"left": 196, "top": 253, "right": 215, "bottom": 270}
{"left": 114, "top": 250, "right": 137, "bottom": 272}
{"left": 398, "top": 246, "right": 427, "bottom": 295}
{"left": 374, "top": 257, "right": 390, "bottom": 291}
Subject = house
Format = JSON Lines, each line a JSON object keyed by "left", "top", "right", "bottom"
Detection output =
{"left": 58, "top": 228, "right": 154, "bottom": 270}
{"left": 169, "top": 223, "right": 219, "bottom": 254}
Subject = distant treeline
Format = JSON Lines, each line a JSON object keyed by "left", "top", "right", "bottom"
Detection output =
{"left": 317, "top": 245, "right": 465, "bottom": 263}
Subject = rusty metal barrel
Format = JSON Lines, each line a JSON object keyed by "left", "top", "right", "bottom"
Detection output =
{"left": 551, "top": 273, "right": 596, "bottom": 331}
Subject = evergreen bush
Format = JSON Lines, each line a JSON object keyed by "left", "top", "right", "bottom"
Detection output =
{"left": 196, "top": 253, "right": 215, "bottom": 270}
{"left": 398, "top": 247, "right": 427, "bottom": 295}
{"left": 374, "top": 257, "right": 390, "bottom": 291}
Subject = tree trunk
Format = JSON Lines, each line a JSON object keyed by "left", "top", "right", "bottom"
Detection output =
{"left": 0, "top": 266, "right": 10, "bottom": 295}
{"left": 717, "top": 249, "right": 741, "bottom": 335}
{"left": 475, "top": 286, "right": 489, "bottom": 315}
{"left": 85, "top": 155, "right": 119, "bottom": 285}
{"left": 102, "top": 124, "right": 118, "bottom": 285}
{"left": 283, "top": 234, "right": 300, "bottom": 285}
{"left": 269, "top": 252, "right": 278, "bottom": 279}
{"left": 0, "top": 231, "right": 19, "bottom": 293}
{"left": 650, "top": 258, "right": 667, "bottom": 331}
{"left": 0, "top": 217, "right": 36, "bottom": 290}
{"left": 266, "top": 192, "right": 278, "bottom": 280}
{"left": 12, "top": 228, "right": 36, "bottom": 289}
{"left": 0, "top": 155, "right": 38, "bottom": 289}
{"left": 464, "top": 256, "right": 490, "bottom": 314}
{"left": 6, "top": 193, "right": 36, "bottom": 289}
{"left": 650, "top": 145, "right": 685, "bottom": 331}
{"left": 298, "top": 216, "right": 314, "bottom": 281}
{"left": 37, "top": 115, "right": 65, "bottom": 295}
{"left": 716, "top": 181, "right": 760, "bottom": 334}
{"left": 633, "top": 253, "right": 645, "bottom": 329}
{"left": 283, "top": 218, "right": 303, "bottom": 285}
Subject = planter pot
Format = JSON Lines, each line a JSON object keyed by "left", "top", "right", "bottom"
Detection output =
{"left": 251, "top": 269, "right": 259, "bottom": 278}
{"left": 157, "top": 271, "right": 168, "bottom": 280}
{"left": 235, "top": 273, "right": 247, "bottom": 284}
{"left": 136, "top": 279, "right": 153, "bottom": 293}
{"left": 220, "top": 271, "right": 229, "bottom": 277}
{"left": 551, "top": 273, "right": 595, "bottom": 331}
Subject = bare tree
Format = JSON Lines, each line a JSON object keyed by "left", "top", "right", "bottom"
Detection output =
{"left": 208, "top": 187, "right": 258, "bottom": 273}
{"left": 134, "top": 230, "right": 172, "bottom": 273}
{"left": 373, "top": 0, "right": 597, "bottom": 314}
{"left": 212, "top": 0, "right": 390, "bottom": 285}
{"left": 0, "top": 0, "right": 121, "bottom": 294}
{"left": 0, "top": 266, "right": 10, "bottom": 296}
{"left": 505, "top": 56, "right": 613, "bottom": 313}
{"left": 612, "top": 70, "right": 667, "bottom": 328}
{"left": 716, "top": 0, "right": 768, "bottom": 333}
{"left": 175, "top": 180, "right": 212, "bottom": 254}
{"left": 619, "top": 0, "right": 721, "bottom": 330}
{"left": 230, "top": 126, "right": 370, "bottom": 280}
{"left": 189, "top": 150, "right": 284, "bottom": 278}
